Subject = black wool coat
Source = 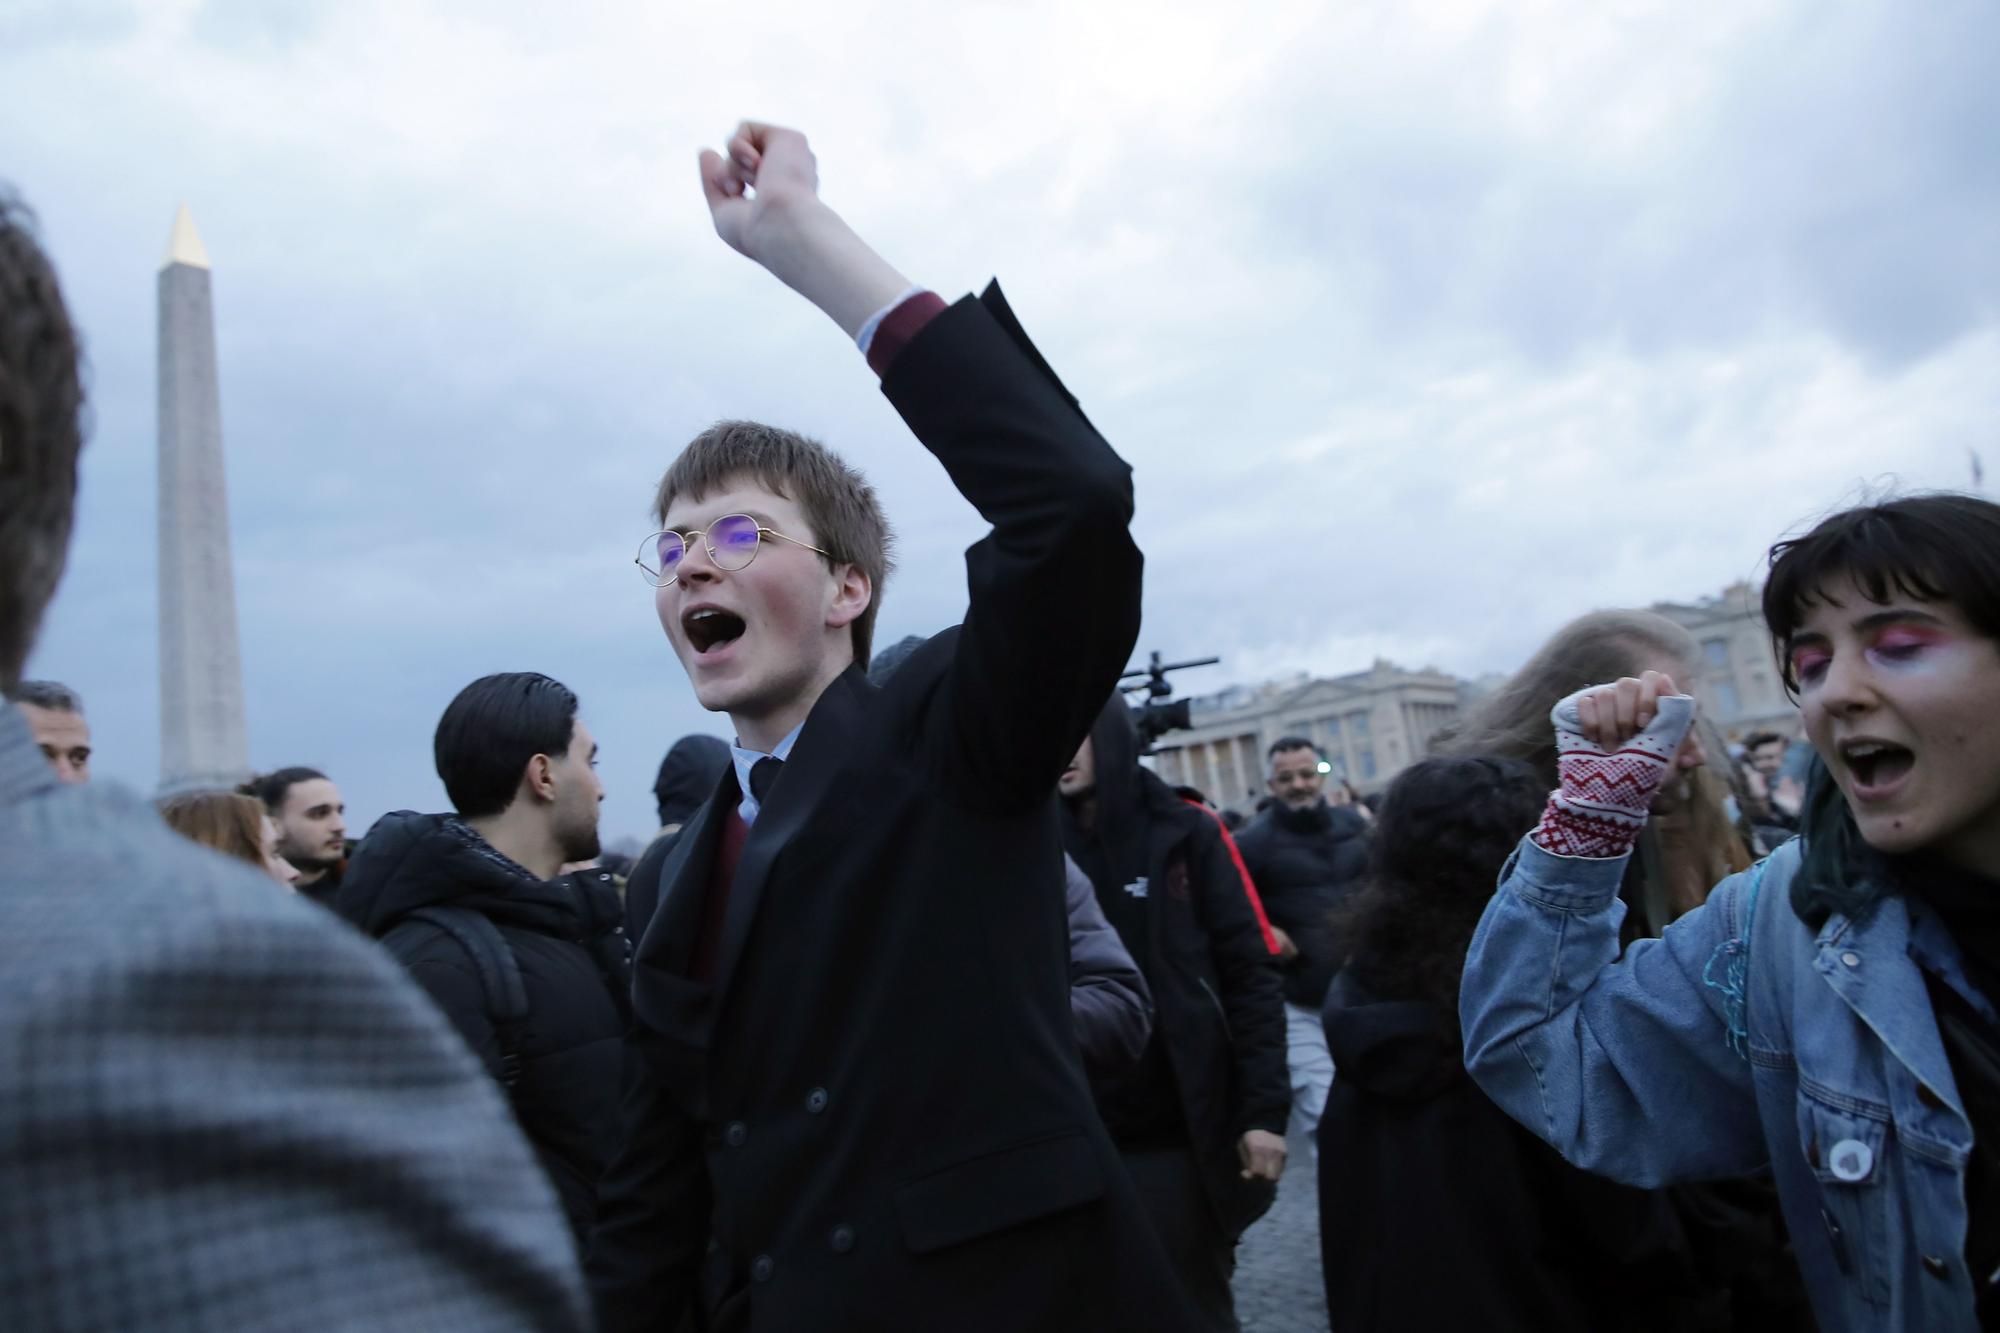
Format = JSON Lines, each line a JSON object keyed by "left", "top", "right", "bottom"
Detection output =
{"left": 335, "top": 811, "right": 633, "bottom": 1244}
{"left": 585, "top": 287, "right": 1197, "bottom": 1333}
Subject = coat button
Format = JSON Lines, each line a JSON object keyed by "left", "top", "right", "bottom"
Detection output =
{"left": 806, "top": 1087, "right": 829, "bottom": 1114}
{"left": 1923, "top": 1254, "right": 1952, "bottom": 1280}
{"left": 725, "top": 1121, "right": 748, "bottom": 1148}
{"left": 1841, "top": 952, "right": 1861, "bottom": 968}
{"left": 830, "top": 1224, "right": 855, "bottom": 1253}
{"left": 751, "top": 1254, "right": 774, "bottom": 1283}
{"left": 1828, "top": 1138, "right": 1874, "bottom": 1182}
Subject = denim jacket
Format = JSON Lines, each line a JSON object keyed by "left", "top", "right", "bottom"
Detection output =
{"left": 1461, "top": 835, "right": 1987, "bottom": 1333}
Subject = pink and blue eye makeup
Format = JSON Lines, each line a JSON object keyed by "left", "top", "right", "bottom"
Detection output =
{"left": 1786, "top": 611, "right": 1954, "bottom": 688}
{"left": 1787, "top": 641, "right": 1832, "bottom": 686}
{"left": 1867, "top": 624, "right": 1949, "bottom": 668}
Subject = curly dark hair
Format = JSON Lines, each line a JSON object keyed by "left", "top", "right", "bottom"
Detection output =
{"left": 1326, "top": 755, "right": 1548, "bottom": 1025}
{"left": 0, "top": 190, "right": 86, "bottom": 690}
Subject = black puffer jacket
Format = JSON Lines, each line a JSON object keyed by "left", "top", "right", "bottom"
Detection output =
{"left": 1318, "top": 972, "right": 1722, "bottom": 1332}
{"left": 335, "top": 812, "right": 632, "bottom": 1243}
{"left": 1062, "top": 697, "right": 1290, "bottom": 1239}
{"left": 1234, "top": 799, "right": 1369, "bottom": 1007}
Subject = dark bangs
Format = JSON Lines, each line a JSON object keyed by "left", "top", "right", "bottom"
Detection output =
{"left": 1763, "top": 494, "right": 2000, "bottom": 688}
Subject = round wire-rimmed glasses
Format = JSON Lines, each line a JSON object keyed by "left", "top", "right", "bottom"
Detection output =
{"left": 634, "top": 513, "right": 831, "bottom": 588}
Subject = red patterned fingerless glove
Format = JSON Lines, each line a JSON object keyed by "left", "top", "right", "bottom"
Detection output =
{"left": 1531, "top": 690, "right": 1696, "bottom": 859}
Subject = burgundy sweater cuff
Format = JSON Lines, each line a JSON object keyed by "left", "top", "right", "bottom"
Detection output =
{"left": 866, "top": 291, "right": 949, "bottom": 379}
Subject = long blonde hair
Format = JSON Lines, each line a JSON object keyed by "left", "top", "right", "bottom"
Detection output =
{"left": 1436, "top": 608, "right": 1750, "bottom": 931}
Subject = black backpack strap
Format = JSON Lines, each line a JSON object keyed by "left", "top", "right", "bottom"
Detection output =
{"left": 396, "top": 906, "right": 531, "bottom": 1088}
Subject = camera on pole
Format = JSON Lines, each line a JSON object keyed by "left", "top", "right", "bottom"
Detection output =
{"left": 1120, "top": 650, "right": 1220, "bottom": 752}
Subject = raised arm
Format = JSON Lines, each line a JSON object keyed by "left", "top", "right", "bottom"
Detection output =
{"left": 698, "top": 122, "right": 911, "bottom": 340}
{"left": 1460, "top": 674, "right": 1771, "bottom": 1186}
{"left": 698, "top": 121, "right": 1143, "bottom": 809}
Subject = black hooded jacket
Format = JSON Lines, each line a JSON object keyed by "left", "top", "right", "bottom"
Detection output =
{"left": 1233, "top": 798, "right": 1370, "bottom": 1007}
{"left": 335, "top": 811, "right": 632, "bottom": 1243}
{"left": 1060, "top": 697, "right": 1290, "bottom": 1238}
{"left": 1318, "top": 971, "right": 1721, "bottom": 1332}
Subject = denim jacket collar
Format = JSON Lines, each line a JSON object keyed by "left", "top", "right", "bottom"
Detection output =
{"left": 1815, "top": 889, "right": 1970, "bottom": 1121}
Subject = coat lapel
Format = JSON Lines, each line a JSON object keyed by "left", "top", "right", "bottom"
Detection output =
{"left": 708, "top": 666, "right": 871, "bottom": 1001}
{"left": 630, "top": 770, "right": 734, "bottom": 1039}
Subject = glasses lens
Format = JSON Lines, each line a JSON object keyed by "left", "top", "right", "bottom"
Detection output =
{"left": 709, "top": 515, "right": 763, "bottom": 570}
{"left": 641, "top": 531, "right": 685, "bottom": 585}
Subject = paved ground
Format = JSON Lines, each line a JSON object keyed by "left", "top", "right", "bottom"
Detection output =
{"left": 1232, "top": 1132, "right": 1328, "bottom": 1332}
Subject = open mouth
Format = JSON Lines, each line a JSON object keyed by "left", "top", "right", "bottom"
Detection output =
{"left": 1841, "top": 740, "right": 1915, "bottom": 794}
{"left": 682, "top": 606, "right": 746, "bottom": 655}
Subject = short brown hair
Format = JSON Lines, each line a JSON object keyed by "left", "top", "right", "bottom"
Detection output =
{"left": 158, "top": 790, "right": 268, "bottom": 873}
{"left": 652, "top": 420, "right": 894, "bottom": 667}
{"left": 0, "top": 192, "right": 86, "bottom": 691}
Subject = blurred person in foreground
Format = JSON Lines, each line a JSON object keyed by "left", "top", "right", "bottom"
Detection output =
{"left": 157, "top": 788, "right": 300, "bottom": 888}
{"left": 4, "top": 677, "right": 90, "bottom": 782}
{"left": 0, "top": 189, "right": 588, "bottom": 1331}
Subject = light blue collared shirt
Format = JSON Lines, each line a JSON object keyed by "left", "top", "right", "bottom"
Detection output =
{"left": 731, "top": 723, "right": 803, "bottom": 827}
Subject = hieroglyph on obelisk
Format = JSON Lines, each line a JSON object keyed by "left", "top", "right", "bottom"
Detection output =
{"left": 157, "top": 204, "right": 250, "bottom": 793}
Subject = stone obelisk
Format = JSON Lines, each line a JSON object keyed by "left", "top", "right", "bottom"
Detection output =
{"left": 157, "top": 204, "right": 250, "bottom": 794}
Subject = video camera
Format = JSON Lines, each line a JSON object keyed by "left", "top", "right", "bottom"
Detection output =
{"left": 1120, "top": 650, "right": 1220, "bottom": 752}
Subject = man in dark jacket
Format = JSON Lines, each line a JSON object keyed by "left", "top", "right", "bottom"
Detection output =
{"left": 587, "top": 122, "right": 1194, "bottom": 1332}
{"left": 337, "top": 672, "right": 632, "bottom": 1245}
{"left": 246, "top": 765, "right": 351, "bottom": 906}
{"left": 1059, "top": 695, "right": 1291, "bottom": 1332}
{"left": 1232, "top": 736, "right": 1368, "bottom": 1150}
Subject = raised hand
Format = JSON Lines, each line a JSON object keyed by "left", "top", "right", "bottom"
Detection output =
{"left": 698, "top": 121, "right": 821, "bottom": 262}
{"left": 695, "top": 121, "right": 912, "bottom": 340}
{"left": 1532, "top": 673, "right": 1699, "bottom": 859}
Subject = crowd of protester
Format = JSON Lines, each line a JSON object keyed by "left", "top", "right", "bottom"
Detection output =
{"left": 7, "top": 120, "right": 2000, "bottom": 1333}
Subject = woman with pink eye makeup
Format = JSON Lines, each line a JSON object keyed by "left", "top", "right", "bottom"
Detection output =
{"left": 1459, "top": 494, "right": 2000, "bottom": 1332}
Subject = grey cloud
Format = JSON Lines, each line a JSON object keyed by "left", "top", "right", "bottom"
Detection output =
{"left": 1228, "top": 2, "right": 2000, "bottom": 369}
{"left": 12, "top": 0, "right": 2000, "bottom": 843}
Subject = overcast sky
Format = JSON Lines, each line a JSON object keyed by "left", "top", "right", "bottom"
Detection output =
{"left": 7, "top": 0, "right": 1996, "bottom": 844}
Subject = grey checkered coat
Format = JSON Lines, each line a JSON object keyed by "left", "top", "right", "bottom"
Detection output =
{"left": 0, "top": 706, "right": 591, "bottom": 1331}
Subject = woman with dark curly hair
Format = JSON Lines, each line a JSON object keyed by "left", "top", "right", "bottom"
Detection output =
{"left": 1317, "top": 754, "right": 1727, "bottom": 1331}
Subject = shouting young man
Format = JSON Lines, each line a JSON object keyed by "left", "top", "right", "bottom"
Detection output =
{"left": 586, "top": 123, "right": 1193, "bottom": 1331}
